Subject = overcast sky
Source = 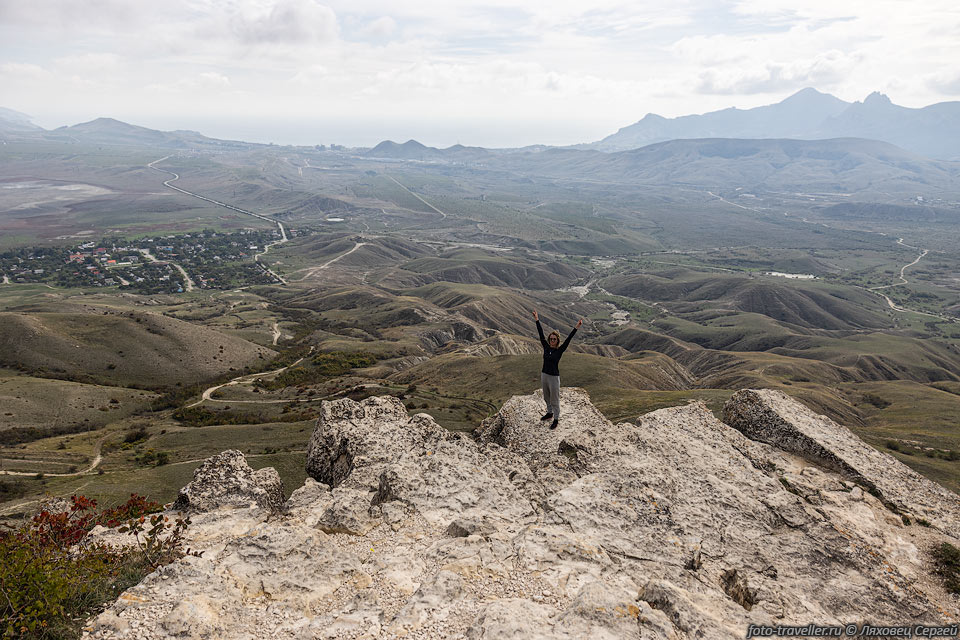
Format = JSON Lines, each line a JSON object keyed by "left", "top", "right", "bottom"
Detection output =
{"left": 2, "top": 0, "right": 959, "bottom": 147}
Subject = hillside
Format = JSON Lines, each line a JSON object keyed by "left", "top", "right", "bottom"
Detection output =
{"left": 81, "top": 389, "right": 960, "bottom": 637}
{"left": 0, "top": 309, "right": 274, "bottom": 389}
{"left": 602, "top": 272, "right": 890, "bottom": 330}
{"left": 0, "top": 107, "right": 43, "bottom": 136}
{"left": 366, "top": 140, "right": 490, "bottom": 162}
{"left": 506, "top": 138, "right": 960, "bottom": 195}
{"left": 817, "top": 93, "right": 960, "bottom": 161}
{"left": 400, "top": 249, "right": 586, "bottom": 291}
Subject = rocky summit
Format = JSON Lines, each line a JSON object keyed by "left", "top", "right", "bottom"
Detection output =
{"left": 83, "top": 388, "right": 960, "bottom": 639}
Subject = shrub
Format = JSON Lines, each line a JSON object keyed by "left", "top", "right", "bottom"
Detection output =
{"left": 261, "top": 351, "right": 378, "bottom": 390}
{"left": 123, "top": 427, "right": 149, "bottom": 444}
{"left": 862, "top": 393, "right": 891, "bottom": 409}
{"left": 933, "top": 542, "right": 960, "bottom": 594}
{"left": 135, "top": 449, "right": 171, "bottom": 467}
{"left": 0, "top": 479, "right": 27, "bottom": 501}
{"left": 885, "top": 440, "right": 901, "bottom": 452}
{"left": 0, "top": 493, "right": 178, "bottom": 638}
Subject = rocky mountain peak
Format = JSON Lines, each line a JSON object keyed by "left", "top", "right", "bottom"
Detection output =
{"left": 83, "top": 389, "right": 960, "bottom": 638}
{"left": 863, "top": 91, "right": 894, "bottom": 107}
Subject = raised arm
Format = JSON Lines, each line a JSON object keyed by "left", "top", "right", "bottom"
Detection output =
{"left": 535, "top": 318, "right": 547, "bottom": 348}
{"left": 559, "top": 318, "right": 583, "bottom": 352}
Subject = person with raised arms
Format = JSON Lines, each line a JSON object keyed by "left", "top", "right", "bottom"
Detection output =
{"left": 532, "top": 310, "right": 582, "bottom": 430}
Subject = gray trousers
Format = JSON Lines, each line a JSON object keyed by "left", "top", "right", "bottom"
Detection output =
{"left": 541, "top": 372, "right": 561, "bottom": 419}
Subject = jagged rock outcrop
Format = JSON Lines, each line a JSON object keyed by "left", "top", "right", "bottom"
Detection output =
{"left": 723, "top": 389, "right": 960, "bottom": 535}
{"left": 172, "top": 449, "right": 284, "bottom": 513}
{"left": 84, "top": 390, "right": 960, "bottom": 639}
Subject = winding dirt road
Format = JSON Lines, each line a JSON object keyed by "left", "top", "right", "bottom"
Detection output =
{"left": 0, "top": 434, "right": 109, "bottom": 478}
{"left": 187, "top": 347, "right": 315, "bottom": 408}
{"left": 869, "top": 239, "right": 928, "bottom": 291}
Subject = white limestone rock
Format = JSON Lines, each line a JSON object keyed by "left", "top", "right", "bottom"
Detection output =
{"left": 172, "top": 449, "right": 284, "bottom": 513}
{"left": 723, "top": 388, "right": 960, "bottom": 534}
{"left": 83, "top": 390, "right": 960, "bottom": 640}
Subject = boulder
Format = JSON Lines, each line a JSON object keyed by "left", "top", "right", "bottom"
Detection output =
{"left": 171, "top": 449, "right": 283, "bottom": 513}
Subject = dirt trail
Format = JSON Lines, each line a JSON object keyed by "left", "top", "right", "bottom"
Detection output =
{"left": 271, "top": 322, "right": 281, "bottom": 346}
{"left": 869, "top": 239, "right": 928, "bottom": 291}
{"left": 294, "top": 241, "right": 369, "bottom": 281}
{"left": 187, "top": 347, "right": 315, "bottom": 408}
{"left": 387, "top": 176, "right": 447, "bottom": 218}
{"left": 137, "top": 248, "right": 195, "bottom": 291}
{"left": 0, "top": 434, "right": 109, "bottom": 479}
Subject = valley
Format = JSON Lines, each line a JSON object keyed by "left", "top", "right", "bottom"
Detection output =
{"left": 2, "top": 133, "right": 960, "bottom": 517}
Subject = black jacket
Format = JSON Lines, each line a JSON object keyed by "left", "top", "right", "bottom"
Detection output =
{"left": 537, "top": 320, "right": 576, "bottom": 376}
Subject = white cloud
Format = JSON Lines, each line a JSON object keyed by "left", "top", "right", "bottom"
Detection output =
{"left": 145, "top": 72, "right": 233, "bottom": 94}
{"left": 290, "top": 64, "right": 330, "bottom": 86}
{"left": 228, "top": 0, "right": 339, "bottom": 45}
{"left": 696, "top": 50, "right": 860, "bottom": 94}
{"left": 53, "top": 53, "right": 125, "bottom": 74}
{"left": 2, "top": 0, "right": 959, "bottom": 144}
{"left": 925, "top": 71, "right": 960, "bottom": 95}
{"left": 359, "top": 16, "right": 396, "bottom": 39}
{"left": 0, "top": 62, "right": 50, "bottom": 78}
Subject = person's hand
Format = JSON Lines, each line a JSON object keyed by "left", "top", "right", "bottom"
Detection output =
{"left": 532, "top": 310, "right": 539, "bottom": 321}
{"left": 576, "top": 318, "right": 583, "bottom": 328}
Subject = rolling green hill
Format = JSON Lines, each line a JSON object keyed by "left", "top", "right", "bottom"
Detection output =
{"left": 0, "top": 309, "right": 274, "bottom": 389}
{"left": 602, "top": 271, "right": 890, "bottom": 330}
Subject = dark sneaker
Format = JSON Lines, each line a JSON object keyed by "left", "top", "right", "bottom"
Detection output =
{"left": 550, "top": 419, "right": 558, "bottom": 430}
{"left": 540, "top": 413, "right": 553, "bottom": 421}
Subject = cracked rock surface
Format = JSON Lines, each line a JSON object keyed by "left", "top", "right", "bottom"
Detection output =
{"left": 723, "top": 388, "right": 960, "bottom": 536}
{"left": 84, "top": 389, "right": 960, "bottom": 639}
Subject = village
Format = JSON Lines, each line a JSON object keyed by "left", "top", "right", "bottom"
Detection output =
{"left": 0, "top": 228, "right": 284, "bottom": 293}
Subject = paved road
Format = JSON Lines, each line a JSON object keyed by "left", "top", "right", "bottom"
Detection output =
{"left": 137, "top": 248, "right": 196, "bottom": 292}
{"left": 148, "top": 156, "right": 289, "bottom": 285}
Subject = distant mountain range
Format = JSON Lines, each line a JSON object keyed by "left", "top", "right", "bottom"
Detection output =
{"left": 585, "top": 88, "right": 960, "bottom": 160}
{"left": 0, "top": 113, "right": 253, "bottom": 149}
{"left": 365, "top": 136, "right": 960, "bottom": 196}
{"left": 4, "top": 87, "right": 959, "bottom": 161}
{"left": 366, "top": 139, "right": 491, "bottom": 162}
{"left": 0, "top": 107, "right": 43, "bottom": 134}
{"left": 2, "top": 98, "right": 958, "bottom": 195}
{"left": 511, "top": 137, "right": 960, "bottom": 194}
